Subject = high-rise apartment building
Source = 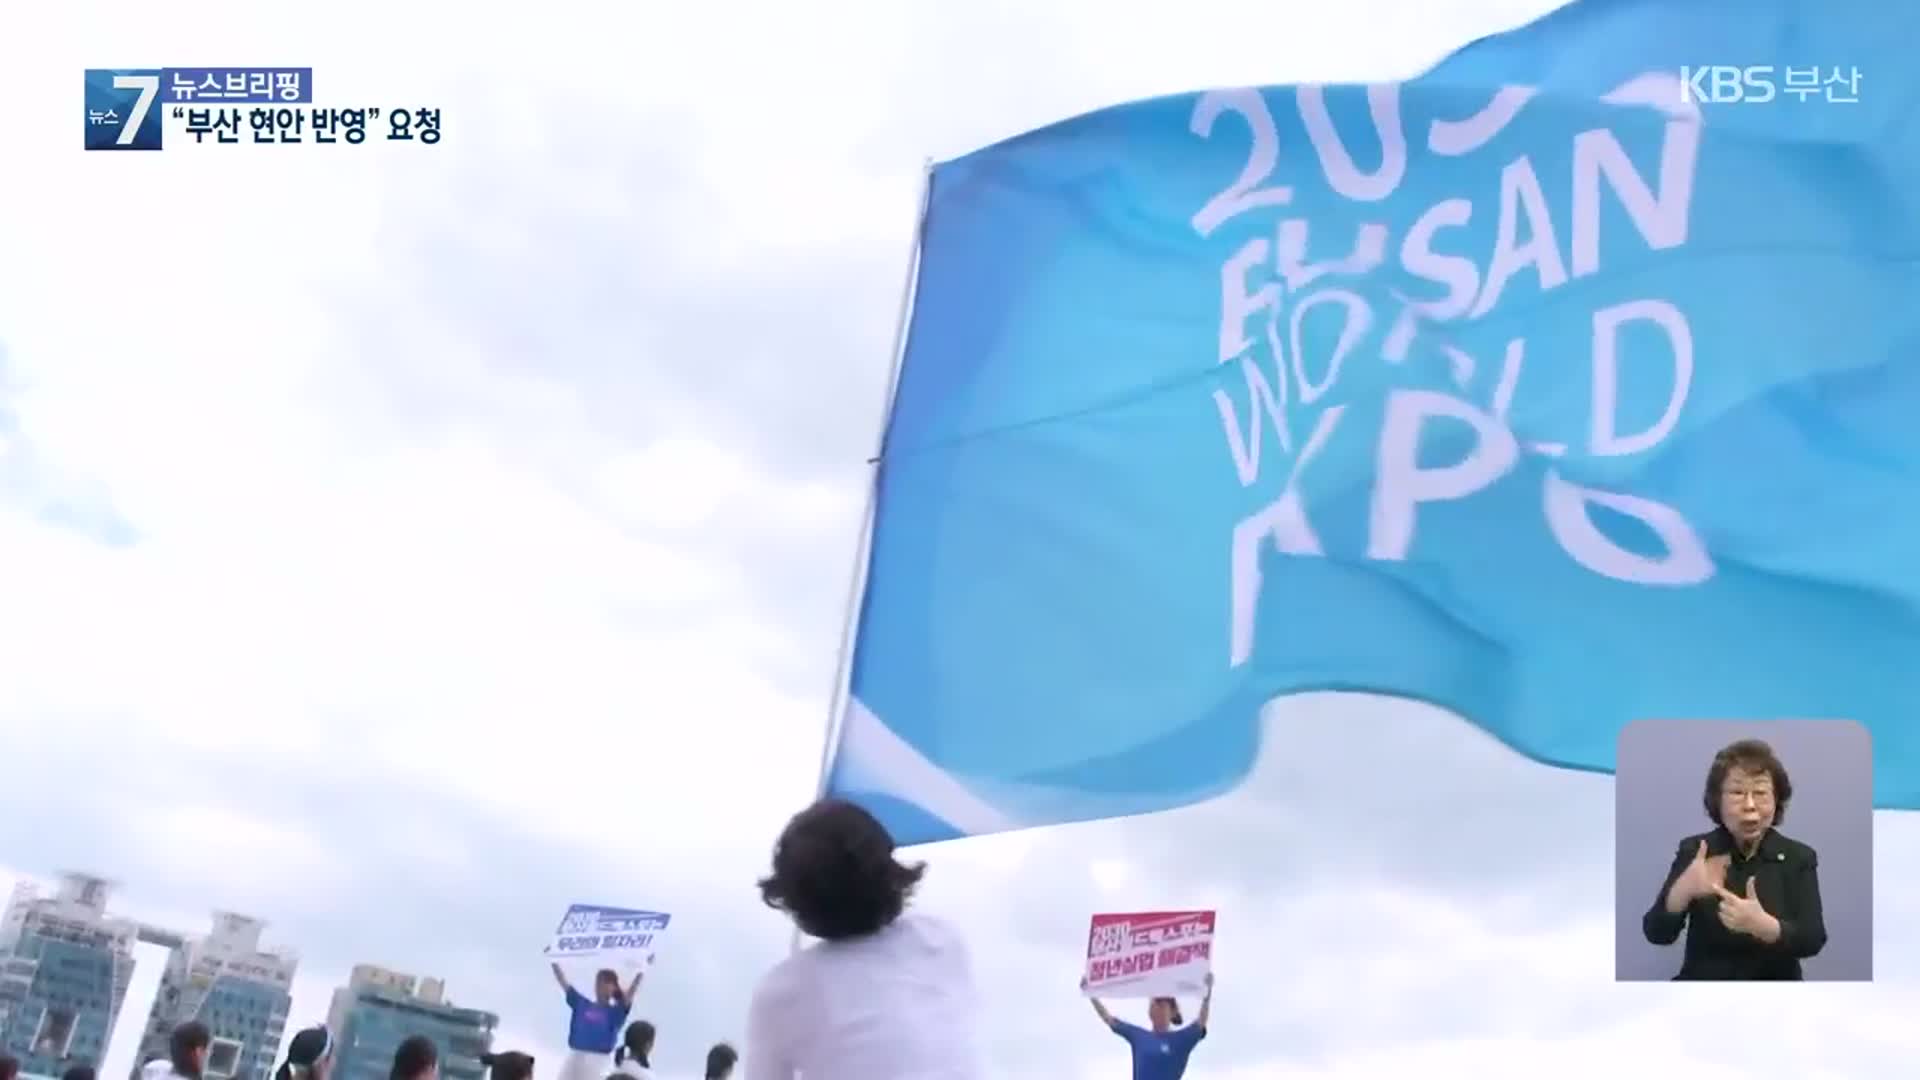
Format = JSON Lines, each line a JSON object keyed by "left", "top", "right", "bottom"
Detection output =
{"left": 131, "top": 913, "right": 297, "bottom": 1080}
{"left": 0, "top": 874, "right": 141, "bottom": 1076}
{"left": 327, "top": 967, "right": 495, "bottom": 1080}
{"left": 0, "top": 875, "right": 300, "bottom": 1080}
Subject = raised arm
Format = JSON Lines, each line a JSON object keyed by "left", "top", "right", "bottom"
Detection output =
{"left": 625, "top": 971, "right": 645, "bottom": 1003}
{"left": 550, "top": 962, "right": 572, "bottom": 994}
{"left": 1195, "top": 973, "right": 1213, "bottom": 1030}
{"left": 1078, "top": 977, "right": 1116, "bottom": 1026}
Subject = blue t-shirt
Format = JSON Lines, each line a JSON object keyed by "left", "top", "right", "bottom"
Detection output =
{"left": 564, "top": 988, "right": 630, "bottom": 1054}
{"left": 1111, "top": 1021, "right": 1205, "bottom": 1080}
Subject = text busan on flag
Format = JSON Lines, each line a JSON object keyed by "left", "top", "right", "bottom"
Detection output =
{"left": 827, "top": 4, "right": 1920, "bottom": 843}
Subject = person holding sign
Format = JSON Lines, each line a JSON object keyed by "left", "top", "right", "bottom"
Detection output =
{"left": 1081, "top": 973, "right": 1212, "bottom": 1080}
{"left": 551, "top": 963, "right": 645, "bottom": 1080}
{"left": 1641, "top": 738, "right": 1828, "bottom": 979}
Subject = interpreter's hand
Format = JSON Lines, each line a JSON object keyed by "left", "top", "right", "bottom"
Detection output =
{"left": 1714, "top": 877, "right": 1781, "bottom": 942}
{"left": 1666, "top": 840, "right": 1729, "bottom": 911}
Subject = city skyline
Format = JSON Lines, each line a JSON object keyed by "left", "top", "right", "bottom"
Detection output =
{"left": 0, "top": 871, "right": 514, "bottom": 1080}
{"left": 0, "top": 874, "right": 297, "bottom": 1080}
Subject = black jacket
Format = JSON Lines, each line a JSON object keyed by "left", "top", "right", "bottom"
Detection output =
{"left": 1642, "top": 826, "right": 1826, "bottom": 980}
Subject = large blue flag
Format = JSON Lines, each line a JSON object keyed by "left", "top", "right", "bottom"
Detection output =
{"left": 828, "top": 0, "right": 1920, "bottom": 844}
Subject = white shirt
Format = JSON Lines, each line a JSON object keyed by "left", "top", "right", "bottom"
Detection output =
{"left": 746, "top": 912, "right": 985, "bottom": 1079}
{"left": 609, "top": 1058, "right": 655, "bottom": 1080}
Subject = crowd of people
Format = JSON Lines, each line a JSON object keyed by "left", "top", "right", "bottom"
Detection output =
{"left": 0, "top": 798, "right": 1213, "bottom": 1080}
{"left": 425, "top": 797, "right": 1217, "bottom": 1078}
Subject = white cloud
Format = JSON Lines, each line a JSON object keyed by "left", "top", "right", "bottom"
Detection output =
{"left": 5, "top": 1, "right": 1915, "bottom": 1079}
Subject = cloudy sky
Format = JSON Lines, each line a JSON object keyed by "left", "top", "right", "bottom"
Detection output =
{"left": 3, "top": 1, "right": 1917, "bottom": 1077}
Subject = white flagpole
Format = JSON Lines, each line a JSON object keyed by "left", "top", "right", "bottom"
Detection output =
{"left": 788, "top": 159, "right": 935, "bottom": 956}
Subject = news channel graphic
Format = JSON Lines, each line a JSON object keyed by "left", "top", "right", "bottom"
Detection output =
{"left": 84, "top": 66, "right": 442, "bottom": 150}
{"left": 1678, "top": 64, "right": 1862, "bottom": 105}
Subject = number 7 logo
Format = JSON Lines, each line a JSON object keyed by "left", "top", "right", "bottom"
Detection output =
{"left": 84, "top": 69, "right": 164, "bottom": 151}
{"left": 112, "top": 74, "right": 160, "bottom": 146}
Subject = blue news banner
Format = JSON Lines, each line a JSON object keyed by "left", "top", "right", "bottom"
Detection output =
{"left": 84, "top": 66, "right": 442, "bottom": 150}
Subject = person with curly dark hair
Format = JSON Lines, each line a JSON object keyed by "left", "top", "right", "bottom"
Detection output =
{"left": 1642, "top": 737, "right": 1828, "bottom": 979}
{"left": 743, "top": 798, "right": 984, "bottom": 1078}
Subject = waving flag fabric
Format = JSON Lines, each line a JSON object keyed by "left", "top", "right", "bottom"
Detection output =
{"left": 827, "top": 0, "right": 1920, "bottom": 844}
